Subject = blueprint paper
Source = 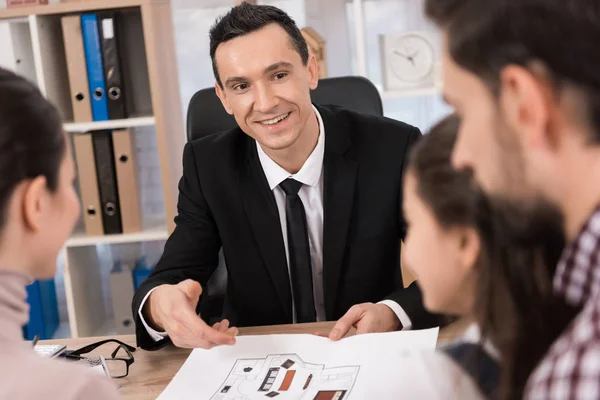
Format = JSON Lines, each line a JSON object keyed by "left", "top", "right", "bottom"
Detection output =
{"left": 158, "top": 328, "right": 439, "bottom": 400}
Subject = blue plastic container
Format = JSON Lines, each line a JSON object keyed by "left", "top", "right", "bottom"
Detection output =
{"left": 133, "top": 257, "right": 154, "bottom": 290}
{"left": 23, "top": 279, "right": 59, "bottom": 340}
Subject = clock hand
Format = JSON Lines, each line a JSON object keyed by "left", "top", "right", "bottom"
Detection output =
{"left": 406, "top": 55, "right": 416, "bottom": 66}
{"left": 393, "top": 50, "right": 410, "bottom": 60}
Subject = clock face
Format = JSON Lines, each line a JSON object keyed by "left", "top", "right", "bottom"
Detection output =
{"left": 389, "top": 34, "right": 435, "bottom": 83}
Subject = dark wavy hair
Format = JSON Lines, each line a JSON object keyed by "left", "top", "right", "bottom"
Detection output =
{"left": 476, "top": 199, "right": 577, "bottom": 399}
{"left": 0, "top": 67, "right": 65, "bottom": 229}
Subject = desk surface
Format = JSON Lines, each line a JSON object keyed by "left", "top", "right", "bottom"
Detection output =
{"left": 41, "top": 321, "right": 467, "bottom": 400}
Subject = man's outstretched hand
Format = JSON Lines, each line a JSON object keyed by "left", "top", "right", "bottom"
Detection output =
{"left": 145, "top": 279, "right": 238, "bottom": 349}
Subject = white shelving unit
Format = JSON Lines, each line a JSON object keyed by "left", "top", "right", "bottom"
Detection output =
{"left": 64, "top": 116, "right": 156, "bottom": 133}
{"left": 0, "top": 0, "right": 185, "bottom": 339}
{"left": 351, "top": 0, "right": 368, "bottom": 77}
{"left": 66, "top": 216, "right": 169, "bottom": 248}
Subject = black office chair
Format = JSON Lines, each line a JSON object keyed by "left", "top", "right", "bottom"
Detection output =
{"left": 186, "top": 75, "right": 383, "bottom": 323}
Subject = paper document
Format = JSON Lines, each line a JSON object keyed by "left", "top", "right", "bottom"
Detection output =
{"left": 158, "top": 328, "right": 439, "bottom": 400}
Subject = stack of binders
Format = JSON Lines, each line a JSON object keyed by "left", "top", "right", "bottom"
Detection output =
{"left": 62, "top": 12, "right": 129, "bottom": 122}
{"left": 73, "top": 129, "right": 142, "bottom": 235}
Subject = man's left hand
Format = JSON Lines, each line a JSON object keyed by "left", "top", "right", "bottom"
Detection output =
{"left": 328, "top": 303, "right": 401, "bottom": 341}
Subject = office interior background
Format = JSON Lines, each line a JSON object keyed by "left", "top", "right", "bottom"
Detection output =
{"left": 0, "top": 0, "right": 451, "bottom": 340}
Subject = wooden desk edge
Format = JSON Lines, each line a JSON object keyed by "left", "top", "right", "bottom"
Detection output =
{"left": 39, "top": 320, "right": 467, "bottom": 348}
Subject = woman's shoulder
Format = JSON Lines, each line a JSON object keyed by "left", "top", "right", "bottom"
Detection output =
{"left": 416, "top": 350, "right": 490, "bottom": 400}
{"left": 0, "top": 352, "right": 119, "bottom": 400}
{"left": 436, "top": 323, "right": 500, "bottom": 399}
{"left": 441, "top": 342, "right": 499, "bottom": 399}
{"left": 394, "top": 323, "right": 499, "bottom": 400}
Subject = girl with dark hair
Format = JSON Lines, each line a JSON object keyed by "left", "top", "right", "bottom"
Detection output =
{"left": 0, "top": 67, "right": 119, "bottom": 399}
{"left": 400, "top": 114, "right": 497, "bottom": 398}
{"left": 400, "top": 114, "right": 569, "bottom": 399}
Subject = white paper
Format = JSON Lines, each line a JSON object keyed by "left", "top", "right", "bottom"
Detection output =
{"left": 158, "top": 328, "right": 439, "bottom": 400}
{"left": 102, "top": 18, "right": 114, "bottom": 40}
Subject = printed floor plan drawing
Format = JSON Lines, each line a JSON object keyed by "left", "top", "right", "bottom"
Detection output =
{"left": 210, "top": 354, "right": 360, "bottom": 400}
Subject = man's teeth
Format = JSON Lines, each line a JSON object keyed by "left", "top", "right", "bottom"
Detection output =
{"left": 261, "top": 113, "right": 290, "bottom": 125}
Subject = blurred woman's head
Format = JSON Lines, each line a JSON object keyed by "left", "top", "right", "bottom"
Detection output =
{"left": 403, "top": 114, "right": 485, "bottom": 316}
{"left": 0, "top": 67, "right": 80, "bottom": 279}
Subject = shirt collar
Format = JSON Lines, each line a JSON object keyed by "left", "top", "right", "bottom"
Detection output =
{"left": 256, "top": 105, "right": 325, "bottom": 190}
{"left": 553, "top": 203, "right": 600, "bottom": 306}
{"left": 439, "top": 322, "right": 500, "bottom": 361}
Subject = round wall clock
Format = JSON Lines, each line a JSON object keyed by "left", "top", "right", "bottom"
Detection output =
{"left": 389, "top": 33, "right": 435, "bottom": 83}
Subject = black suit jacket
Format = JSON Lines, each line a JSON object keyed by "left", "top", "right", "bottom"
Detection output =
{"left": 133, "top": 104, "right": 441, "bottom": 350}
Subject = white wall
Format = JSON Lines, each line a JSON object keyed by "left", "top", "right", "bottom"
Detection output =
{"left": 304, "top": 0, "right": 353, "bottom": 78}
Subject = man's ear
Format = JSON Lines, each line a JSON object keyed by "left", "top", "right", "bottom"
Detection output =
{"left": 499, "top": 64, "right": 555, "bottom": 150}
{"left": 307, "top": 53, "right": 319, "bottom": 91}
{"left": 215, "top": 82, "right": 233, "bottom": 115}
{"left": 22, "top": 176, "right": 48, "bottom": 233}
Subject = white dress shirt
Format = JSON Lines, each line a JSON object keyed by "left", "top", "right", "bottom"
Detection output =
{"left": 139, "top": 105, "right": 411, "bottom": 341}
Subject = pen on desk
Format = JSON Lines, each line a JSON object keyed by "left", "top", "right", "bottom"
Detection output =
{"left": 31, "top": 334, "right": 40, "bottom": 347}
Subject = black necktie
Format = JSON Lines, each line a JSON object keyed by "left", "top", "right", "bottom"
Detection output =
{"left": 279, "top": 178, "right": 317, "bottom": 323}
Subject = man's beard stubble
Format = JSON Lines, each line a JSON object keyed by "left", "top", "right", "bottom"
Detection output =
{"left": 489, "top": 114, "right": 566, "bottom": 275}
{"left": 491, "top": 112, "right": 531, "bottom": 203}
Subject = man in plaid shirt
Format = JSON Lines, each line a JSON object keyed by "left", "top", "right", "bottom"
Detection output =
{"left": 425, "top": 0, "right": 600, "bottom": 398}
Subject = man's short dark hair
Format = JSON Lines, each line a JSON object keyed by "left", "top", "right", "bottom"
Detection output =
{"left": 209, "top": 2, "right": 309, "bottom": 88}
{"left": 425, "top": 0, "right": 600, "bottom": 142}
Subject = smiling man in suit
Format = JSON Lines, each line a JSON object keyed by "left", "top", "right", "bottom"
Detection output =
{"left": 132, "top": 2, "right": 441, "bottom": 351}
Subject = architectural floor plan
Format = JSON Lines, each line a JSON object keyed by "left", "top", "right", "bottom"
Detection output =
{"left": 157, "top": 330, "right": 440, "bottom": 400}
{"left": 210, "top": 354, "right": 359, "bottom": 400}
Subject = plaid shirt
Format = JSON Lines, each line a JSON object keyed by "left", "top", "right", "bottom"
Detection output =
{"left": 525, "top": 205, "right": 600, "bottom": 399}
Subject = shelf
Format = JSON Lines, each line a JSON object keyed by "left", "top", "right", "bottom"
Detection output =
{"left": 379, "top": 86, "right": 441, "bottom": 100}
{"left": 92, "top": 318, "right": 118, "bottom": 338}
{"left": 66, "top": 217, "right": 168, "bottom": 248}
{"left": 1, "top": 16, "right": 28, "bottom": 23}
{"left": 64, "top": 116, "right": 156, "bottom": 133}
{"left": 0, "top": 0, "right": 152, "bottom": 20}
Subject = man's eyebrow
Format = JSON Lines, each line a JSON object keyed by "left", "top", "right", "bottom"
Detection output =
{"left": 223, "top": 62, "right": 293, "bottom": 87}
{"left": 224, "top": 76, "right": 247, "bottom": 87}
{"left": 264, "top": 62, "right": 293, "bottom": 74}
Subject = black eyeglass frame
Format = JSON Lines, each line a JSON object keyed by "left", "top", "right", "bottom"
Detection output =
{"left": 65, "top": 339, "right": 136, "bottom": 378}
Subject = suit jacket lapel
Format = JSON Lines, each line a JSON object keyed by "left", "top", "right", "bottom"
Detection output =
{"left": 318, "top": 105, "right": 358, "bottom": 318}
{"left": 236, "top": 136, "right": 293, "bottom": 321}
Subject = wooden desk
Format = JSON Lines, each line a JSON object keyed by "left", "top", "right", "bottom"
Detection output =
{"left": 41, "top": 321, "right": 467, "bottom": 400}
